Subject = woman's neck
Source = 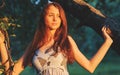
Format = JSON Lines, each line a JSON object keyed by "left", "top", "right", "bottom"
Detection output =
{"left": 50, "top": 29, "right": 56, "bottom": 37}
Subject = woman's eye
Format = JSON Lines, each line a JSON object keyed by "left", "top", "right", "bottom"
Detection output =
{"left": 57, "top": 15, "right": 60, "bottom": 17}
{"left": 57, "top": 14, "right": 60, "bottom": 17}
{"left": 48, "top": 14, "right": 53, "bottom": 17}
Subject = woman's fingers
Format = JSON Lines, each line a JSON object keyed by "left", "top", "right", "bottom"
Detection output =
{"left": 102, "top": 26, "right": 112, "bottom": 37}
{"left": 102, "top": 26, "right": 110, "bottom": 38}
{"left": 102, "top": 26, "right": 113, "bottom": 43}
{"left": 106, "top": 27, "right": 112, "bottom": 37}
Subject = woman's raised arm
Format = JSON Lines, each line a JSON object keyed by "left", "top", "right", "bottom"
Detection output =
{"left": 68, "top": 26, "right": 113, "bottom": 73}
{"left": 0, "top": 31, "right": 27, "bottom": 75}
{"left": 0, "top": 31, "right": 10, "bottom": 72}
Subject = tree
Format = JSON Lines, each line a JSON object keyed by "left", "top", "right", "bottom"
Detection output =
{"left": 51, "top": 0, "right": 120, "bottom": 55}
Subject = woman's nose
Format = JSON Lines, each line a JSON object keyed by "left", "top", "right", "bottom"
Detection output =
{"left": 53, "top": 16, "right": 57, "bottom": 21}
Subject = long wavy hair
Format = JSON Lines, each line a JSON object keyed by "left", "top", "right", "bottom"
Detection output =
{"left": 23, "top": 2, "right": 74, "bottom": 67}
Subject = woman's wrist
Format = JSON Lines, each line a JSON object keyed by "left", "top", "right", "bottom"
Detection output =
{"left": 105, "top": 38, "right": 113, "bottom": 44}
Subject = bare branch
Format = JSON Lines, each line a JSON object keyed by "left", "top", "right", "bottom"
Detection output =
{"left": 0, "top": 0, "right": 5, "bottom": 9}
{"left": 73, "top": 0, "right": 106, "bottom": 18}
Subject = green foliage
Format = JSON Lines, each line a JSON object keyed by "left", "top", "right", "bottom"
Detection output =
{"left": 0, "top": 63, "right": 5, "bottom": 75}
{"left": 0, "top": 16, "right": 20, "bottom": 74}
{"left": 0, "top": 17, "right": 21, "bottom": 36}
{"left": 0, "top": 17, "right": 9, "bottom": 31}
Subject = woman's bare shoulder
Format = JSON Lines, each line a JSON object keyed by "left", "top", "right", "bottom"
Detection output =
{"left": 67, "top": 35, "right": 74, "bottom": 41}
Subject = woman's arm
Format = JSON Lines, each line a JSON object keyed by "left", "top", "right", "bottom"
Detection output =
{"left": 68, "top": 26, "right": 113, "bottom": 73}
{"left": 12, "top": 55, "right": 26, "bottom": 75}
{"left": 0, "top": 31, "right": 10, "bottom": 71}
{"left": 0, "top": 42, "right": 10, "bottom": 71}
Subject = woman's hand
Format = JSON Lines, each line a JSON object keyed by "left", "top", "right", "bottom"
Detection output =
{"left": 0, "top": 31, "right": 5, "bottom": 44}
{"left": 102, "top": 26, "right": 113, "bottom": 43}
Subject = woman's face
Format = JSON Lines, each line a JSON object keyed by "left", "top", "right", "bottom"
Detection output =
{"left": 44, "top": 5, "right": 61, "bottom": 31}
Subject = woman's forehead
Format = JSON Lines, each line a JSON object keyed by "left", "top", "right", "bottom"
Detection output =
{"left": 46, "top": 5, "right": 59, "bottom": 14}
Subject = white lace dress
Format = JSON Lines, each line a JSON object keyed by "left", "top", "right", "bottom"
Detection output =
{"left": 32, "top": 48, "right": 69, "bottom": 75}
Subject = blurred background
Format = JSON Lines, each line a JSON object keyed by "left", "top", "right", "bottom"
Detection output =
{"left": 0, "top": 0, "right": 120, "bottom": 75}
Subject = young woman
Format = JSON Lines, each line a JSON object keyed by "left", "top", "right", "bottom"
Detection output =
{"left": 0, "top": 2, "right": 113, "bottom": 75}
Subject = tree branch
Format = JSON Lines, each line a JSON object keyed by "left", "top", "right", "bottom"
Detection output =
{"left": 0, "top": 0, "right": 5, "bottom": 9}
{"left": 73, "top": 0, "right": 105, "bottom": 18}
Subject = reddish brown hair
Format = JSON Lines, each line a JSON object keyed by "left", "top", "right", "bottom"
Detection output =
{"left": 23, "top": 2, "right": 74, "bottom": 67}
